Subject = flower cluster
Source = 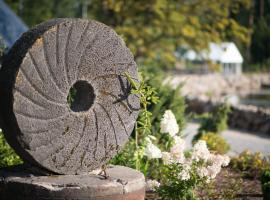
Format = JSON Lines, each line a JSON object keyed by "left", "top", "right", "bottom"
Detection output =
{"left": 197, "top": 153, "right": 230, "bottom": 180}
{"left": 160, "top": 110, "right": 179, "bottom": 137}
{"left": 146, "top": 179, "right": 160, "bottom": 191}
{"left": 162, "top": 136, "right": 186, "bottom": 165}
{"left": 160, "top": 137, "right": 230, "bottom": 181}
{"left": 144, "top": 110, "right": 230, "bottom": 190}
{"left": 144, "top": 137, "right": 162, "bottom": 159}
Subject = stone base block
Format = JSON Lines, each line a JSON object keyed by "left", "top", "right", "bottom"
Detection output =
{"left": 0, "top": 165, "right": 145, "bottom": 200}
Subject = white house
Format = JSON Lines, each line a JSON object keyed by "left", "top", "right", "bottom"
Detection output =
{"left": 209, "top": 42, "right": 243, "bottom": 75}
{"left": 182, "top": 42, "right": 244, "bottom": 75}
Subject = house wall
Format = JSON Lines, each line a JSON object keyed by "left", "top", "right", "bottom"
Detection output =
{"left": 222, "top": 63, "right": 242, "bottom": 75}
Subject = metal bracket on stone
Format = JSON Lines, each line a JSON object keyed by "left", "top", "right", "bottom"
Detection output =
{"left": 0, "top": 18, "right": 144, "bottom": 200}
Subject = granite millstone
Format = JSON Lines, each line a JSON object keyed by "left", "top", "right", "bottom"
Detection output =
{"left": 0, "top": 165, "right": 145, "bottom": 200}
{"left": 0, "top": 19, "right": 140, "bottom": 174}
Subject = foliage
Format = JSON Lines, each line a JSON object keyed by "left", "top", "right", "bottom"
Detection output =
{"left": 197, "top": 172, "right": 243, "bottom": 200}
{"left": 6, "top": 0, "right": 251, "bottom": 69}
{"left": 5, "top": 0, "right": 79, "bottom": 28}
{"left": 250, "top": 17, "right": 270, "bottom": 68}
{"left": 261, "top": 168, "right": 270, "bottom": 200}
{"left": 193, "top": 103, "right": 231, "bottom": 142}
{"left": 6, "top": 0, "right": 270, "bottom": 71}
{"left": 111, "top": 70, "right": 186, "bottom": 174}
{"left": 157, "top": 163, "right": 200, "bottom": 200}
{"left": 110, "top": 71, "right": 159, "bottom": 172}
{"left": 245, "top": 0, "right": 270, "bottom": 70}
{"left": 142, "top": 68, "right": 186, "bottom": 135}
{"left": 111, "top": 70, "right": 231, "bottom": 200}
{"left": 153, "top": 136, "right": 230, "bottom": 200}
{"left": 199, "top": 132, "right": 230, "bottom": 154}
{"left": 230, "top": 150, "right": 270, "bottom": 178}
{"left": 0, "top": 131, "right": 22, "bottom": 167}
{"left": 67, "top": 86, "right": 77, "bottom": 107}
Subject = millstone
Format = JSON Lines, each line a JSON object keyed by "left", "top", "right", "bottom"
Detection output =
{"left": 0, "top": 165, "right": 145, "bottom": 200}
{"left": 0, "top": 18, "right": 140, "bottom": 174}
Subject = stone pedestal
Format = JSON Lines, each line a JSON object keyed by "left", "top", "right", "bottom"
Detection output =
{"left": 0, "top": 165, "right": 145, "bottom": 200}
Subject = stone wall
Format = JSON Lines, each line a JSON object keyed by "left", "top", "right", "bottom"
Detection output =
{"left": 167, "top": 73, "right": 270, "bottom": 101}
{"left": 167, "top": 73, "right": 270, "bottom": 134}
{"left": 186, "top": 98, "right": 270, "bottom": 134}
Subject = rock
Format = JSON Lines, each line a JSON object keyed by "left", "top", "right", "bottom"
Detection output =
{"left": 0, "top": 19, "right": 140, "bottom": 174}
{"left": 168, "top": 73, "right": 270, "bottom": 100}
{"left": 187, "top": 97, "right": 270, "bottom": 134}
{"left": 0, "top": 165, "right": 145, "bottom": 200}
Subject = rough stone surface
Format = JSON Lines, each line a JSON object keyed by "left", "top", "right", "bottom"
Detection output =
{"left": 167, "top": 73, "right": 270, "bottom": 100}
{"left": 186, "top": 98, "right": 270, "bottom": 134}
{"left": 0, "top": 165, "right": 145, "bottom": 200}
{"left": 0, "top": 19, "right": 140, "bottom": 174}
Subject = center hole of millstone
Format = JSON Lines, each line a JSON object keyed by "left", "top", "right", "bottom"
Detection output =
{"left": 67, "top": 80, "right": 95, "bottom": 112}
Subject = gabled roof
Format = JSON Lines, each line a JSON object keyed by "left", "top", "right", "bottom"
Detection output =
{"left": 183, "top": 42, "right": 243, "bottom": 64}
{"left": 209, "top": 42, "right": 243, "bottom": 64}
{"left": 0, "top": 0, "right": 28, "bottom": 48}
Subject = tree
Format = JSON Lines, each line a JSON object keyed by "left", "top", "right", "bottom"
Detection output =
{"left": 5, "top": 0, "right": 251, "bottom": 69}
{"left": 251, "top": 17, "right": 270, "bottom": 66}
{"left": 88, "top": 0, "right": 251, "bottom": 68}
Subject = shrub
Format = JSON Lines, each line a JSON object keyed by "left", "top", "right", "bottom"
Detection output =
{"left": 199, "top": 132, "right": 230, "bottom": 154}
{"left": 262, "top": 169, "right": 270, "bottom": 200}
{"left": 0, "top": 131, "right": 22, "bottom": 167}
{"left": 142, "top": 68, "right": 186, "bottom": 134}
{"left": 111, "top": 69, "right": 186, "bottom": 174}
{"left": 193, "top": 103, "right": 231, "bottom": 142}
{"left": 230, "top": 150, "right": 270, "bottom": 178}
{"left": 109, "top": 71, "right": 230, "bottom": 199}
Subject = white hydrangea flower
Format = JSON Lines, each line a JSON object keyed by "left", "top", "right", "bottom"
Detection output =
{"left": 178, "top": 170, "right": 190, "bottom": 181}
{"left": 192, "top": 140, "right": 210, "bottom": 162}
{"left": 173, "top": 136, "right": 185, "bottom": 149}
{"left": 198, "top": 154, "right": 230, "bottom": 180}
{"left": 0, "top": 128, "right": 2, "bottom": 132}
{"left": 197, "top": 167, "right": 208, "bottom": 178}
{"left": 160, "top": 110, "right": 179, "bottom": 137}
{"left": 221, "top": 155, "right": 230, "bottom": 167}
{"left": 169, "top": 136, "right": 186, "bottom": 163}
{"left": 178, "top": 164, "right": 191, "bottom": 180}
{"left": 146, "top": 179, "right": 160, "bottom": 191}
{"left": 171, "top": 136, "right": 185, "bottom": 152}
{"left": 145, "top": 136, "right": 152, "bottom": 144}
{"left": 183, "top": 158, "right": 193, "bottom": 166}
{"left": 144, "top": 142, "right": 162, "bottom": 159}
{"left": 162, "top": 152, "right": 172, "bottom": 165}
{"left": 209, "top": 154, "right": 221, "bottom": 165}
{"left": 206, "top": 164, "right": 221, "bottom": 179}
{"left": 209, "top": 154, "right": 230, "bottom": 167}
{"left": 170, "top": 151, "right": 185, "bottom": 164}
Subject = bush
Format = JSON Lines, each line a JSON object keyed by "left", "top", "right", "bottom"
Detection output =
{"left": 0, "top": 131, "right": 22, "bottom": 167}
{"left": 199, "top": 132, "right": 230, "bottom": 154}
{"left": 111, "top": 69, "right": 186, "bottom": 173}
{"left": 142, "top": 68, "right": 186, "bottom": 134}
{"left": 193, "top": 103, "right": 231, "bottom": 142}
{"left": 262, "top": 169, "right": 270, "bottom": 200}
{"left": 230, "top": 150, "right": 270, "bottom": 178}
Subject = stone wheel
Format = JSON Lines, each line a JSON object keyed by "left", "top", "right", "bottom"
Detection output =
{"left": 0, "top": 19, "right": 140, "bottom": 174}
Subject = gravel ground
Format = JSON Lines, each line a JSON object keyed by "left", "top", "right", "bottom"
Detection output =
{"left": 184, "top": 122, "right": 270, "bottom": 156}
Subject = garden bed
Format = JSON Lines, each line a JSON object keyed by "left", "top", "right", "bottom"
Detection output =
{"left": 146, "top": 167, "right": 263, "bottom": 200}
